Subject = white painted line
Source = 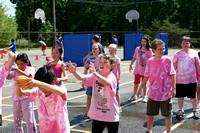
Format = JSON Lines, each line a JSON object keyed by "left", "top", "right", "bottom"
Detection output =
{"left": 163, "top": 110, "right": 198, "bottom": 133}
{"left": 68, "top": 94, "right": 86, "bottom": 101}
{"left": 3, "top": 83, "right": 13, "bottom": 88}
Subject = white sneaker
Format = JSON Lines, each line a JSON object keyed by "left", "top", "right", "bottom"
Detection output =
{"left": 119, "top": 107, "right": 122, "bottom": 113}
{"left": 142, "top": 96, "right": 148, "bottom": 103}
{"left": 128, "top": 95, "right": 137, "bottom": 102}
{"left": 197, "top": 103, "right": 200, "bottom": 109}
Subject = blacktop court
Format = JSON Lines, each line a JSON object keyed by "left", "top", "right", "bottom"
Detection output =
{"left": 0, "top": 48, "right": 199, "bottom": 133}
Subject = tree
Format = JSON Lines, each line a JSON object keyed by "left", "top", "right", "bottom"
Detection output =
{"left": 0, "top": 2, "right": 18, "bottom": 47}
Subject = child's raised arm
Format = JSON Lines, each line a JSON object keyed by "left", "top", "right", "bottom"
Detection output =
{"left": 5, "top": 52, "right": 16, "bottom": 71}
{"left": 67, "top": 61, "right": 85, "bottom": 81}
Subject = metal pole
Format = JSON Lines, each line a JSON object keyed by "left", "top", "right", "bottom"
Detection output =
{"left": 28, "top": 17, "right": 35, "bottom": 51}
{"left": 137, "top": 19, "right": 139, "bottom": 34}
{"left": 53, "top": 0, "right": 56, "bottom": 46}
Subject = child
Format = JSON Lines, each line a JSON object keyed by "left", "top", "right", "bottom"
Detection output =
{"left": 108, "top": 44, "right": 121, "bottom": 110}
{"left": 129, "top": 36, "right": 153, "bottom": 102}
{"left": 82, "top": 43, "right": 103, "bottom": 120}
{"left": 39, "top": 39, "right": 46, "bottom": 56}
{"left": 0, "top": 50, "right": 16, "bottom": 126}
{"left": 83, "top": 35, "right": 105, "bottom": 64}
{"left": 9, "top": 38, "right": 16, "bottom": 53}
{"left": 48, "top": 46, "right": 68, "bottom": 86}
{"left": 112, "top": 35, "right": 118, "bottom": 46}
{"left": 173, "top": 36, "right": 200, "bottom": 119}
{"left": 6, "top": 53, "right": 37, "bottom": 132}
{"left": 137, "top": 39, "right": 176, "bottom": 133}
{"left": 16, "top": 65, "right": 70, "bottom": 133}
{"left": 197, "top": 52, "right": 200, "bottom": 109}
{"left": 67, "top": 53, "right": 119, "bottom": 133}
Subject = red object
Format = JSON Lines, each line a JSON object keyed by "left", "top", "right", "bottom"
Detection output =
{"left": 46, "top": 56, "right": 51, "bottom": 61}
{"left": 1, "top": 54, "right": 4, "bottom": 59}
{"left": 35, "top": 55, "right": 39, "bottom": 60}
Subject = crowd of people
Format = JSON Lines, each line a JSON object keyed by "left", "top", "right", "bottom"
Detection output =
{"left": 0, "top": 35, "right": 199, "bottom": 133}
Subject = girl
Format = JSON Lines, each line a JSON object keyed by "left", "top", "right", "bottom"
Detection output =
{"left": 129, "top": 36, "right": 153, "bottom": 102}
{"left": 67, "top": 53, "right": 119, "bottom": 133}
{"left": 6, "top": 53, "right": 37, "bottom": 133}
{"left": 108, "top": 44, "right": 121, "bottom": 111}
{"left": 16, "top": 65, "right": 70, "bottom": 133}
{"left": 82, "top": 43, "right": 103, "bottom": 120}
{"left": 0, "top": 50, "right": 16, "bottom": 126}
{"left": 48, "top": 45, "right": 68, "bottom": 86}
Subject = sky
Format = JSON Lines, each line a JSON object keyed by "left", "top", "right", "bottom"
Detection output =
{"left": 1, "top": 0, "right": 16, "bottom": 17}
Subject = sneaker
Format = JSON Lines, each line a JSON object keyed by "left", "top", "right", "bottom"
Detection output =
{"left": 193, "top": 111, "right": 200, "bottom": 119}
{"left": 197, "top": 103, "right": 200, "bottom": 109}
{"left": 82, "top": 112, "right": 90, "bottom": 120}
{"left": 128, "top": 95, "right": 137, "bottom": 102}
{"left": 43, "top": 54, "right": 46, "bottom": 56}
{"left": 142, "top": 96, "right": 148, "bottom": 103}
{"left": 176, "top": 110, "right": 185, "bottom": 120}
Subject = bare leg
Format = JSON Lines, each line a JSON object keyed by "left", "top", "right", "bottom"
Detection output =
{"left": 190, "top": 98, "right": 197, "bottom": 110}
{"left": 143, "top": 84, "right": 147, "bottom": 96}
{"left": 147, "top": 115, "right": 154, "bottom": 131}
{"left": 86, "top": 95, "right": 92, "bottom": 112}
{"left": 165, "top": 116, "right": 172, "bottom": 133}
{"left": 133, "top": 84, "right": 139, "bottom": 96}
{"left": 178, "top": 97, "right": 184, "bottom": 109}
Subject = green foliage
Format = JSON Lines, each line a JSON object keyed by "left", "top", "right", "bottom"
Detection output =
{"left": 39, "top": 20, "right": 54, "bottom": 47}
{"left": 0, "top": 2, "right": 18, "bottom": 47}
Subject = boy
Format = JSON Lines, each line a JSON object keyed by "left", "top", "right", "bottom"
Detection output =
{"left": 67, "top": 54, "right": 119, "bottom": 133}
{"left": 173, "top": 36, "right": 200, "bottom": 119}
{"left": 9, "top": 38, "right": 16, "bottom": 53}
{"left": 109, "top": 44, "right": 121, "bottom": 111}
{"left": 137, "top": 39, "right": 176, "bottom": 133}
{"left": 39, "top": 40, "right": 46, "bottom": 56}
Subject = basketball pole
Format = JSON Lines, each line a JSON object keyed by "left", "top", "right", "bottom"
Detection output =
{"left": 53, "top": 0, "right": 57, "bottom": 46}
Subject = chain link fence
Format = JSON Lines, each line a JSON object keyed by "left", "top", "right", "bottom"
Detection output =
{"left": 1, "top": 31, "right": 200, "bottom": 49}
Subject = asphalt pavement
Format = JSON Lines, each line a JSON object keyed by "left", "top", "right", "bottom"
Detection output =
{"left": 0, "top": 48, "right": 199, "bottom": 133}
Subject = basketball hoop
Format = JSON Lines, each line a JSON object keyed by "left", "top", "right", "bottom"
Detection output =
{"left": 125, "top": 10, "right": 140, "bottom": 33}
{"left": 35, "top": 8, "right": 46, "bottom": 23}
{"left": 125, "top": 10, "right": 139, "bottom": 23}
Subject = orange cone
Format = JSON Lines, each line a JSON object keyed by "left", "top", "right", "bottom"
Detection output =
{"left": 1, "top": 54, "right": 4, "bottom": 59}
{"left": 35, "top": 55, "right": 39, "bottom": 60}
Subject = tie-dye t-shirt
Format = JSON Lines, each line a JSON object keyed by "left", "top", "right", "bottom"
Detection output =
{"left": 173, "top": 49, "right": 199, "bottom": 84}
{"left": 83, "top": 72, "right": 119, "bottom": 122}
{"left": 112, "top": 55, "right": 120, "bottom": 79}
{"left": 144, "top": 56, "right": 175, "bottom": 101}
{"left": 133, "top": 47, "right": 153, "bottom": 75}
{"left": 28, "top": 86, "right": 70, "bottom": 133}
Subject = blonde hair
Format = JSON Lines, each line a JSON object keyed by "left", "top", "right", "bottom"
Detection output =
{"left": 109, "top": 43, "right": 117, "bottom": 50}
{"left": 151, "top": 39, "right": 165, "bottom": 50}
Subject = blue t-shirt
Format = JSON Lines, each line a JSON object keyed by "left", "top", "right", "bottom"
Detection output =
{"left": 112, "top": 38, "right": 118, "bottom": 45}
{"left": 39, "top": 41, "right": 46, "bottom": 46}
{"left": 56, "top": 39, "right": 62, "bottom": 47}
{"left": 9, "top": 43, "right": 16, "bottom": 53}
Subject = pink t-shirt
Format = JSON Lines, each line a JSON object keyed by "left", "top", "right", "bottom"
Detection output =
{"left": 9, "top": 66, "right": 35, "bottom": 101}
{"left": 173, "top": 49, "right": 199, "bottom": 84}
{"left": 144, "top": 56, "right": 175, "bottom": 101}
{"left": 83, "top": 72, "right": 119, "bottom": 122}
{"left": 112, "top": 55, "right": 121, "bottom": 79}
{"left": 133, "top": 47, "right": 153, "bottom": 75}
{"left": 0, "top": 66, "right": 11, "bottom": 114}
{"left": 28, "top": 86, "right": 70, "bottom": 133}
{"left": 48, "top": 61, "right": 65, "bottom": 85}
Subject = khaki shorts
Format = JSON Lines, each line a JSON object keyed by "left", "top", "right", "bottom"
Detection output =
{"left": 147, "top": 98, "right": 172, "bottom": 116}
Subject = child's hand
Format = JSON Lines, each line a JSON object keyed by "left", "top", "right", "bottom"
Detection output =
{"left": 89, "top": 62, "right": 96, "bottom": 74}
{"left": 0, "top": 49, "right": 8, "bottom": 54}
{"left": 129, "top": 66, "right": 133, "bottom": 73}
{"left": 170, "top": 88, "right": 176, "bottom": 98}
{"left": 66, "top": 61, "right": 77, "bottom": 73}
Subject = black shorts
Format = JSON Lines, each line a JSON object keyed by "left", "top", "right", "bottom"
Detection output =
{"left": 175, "top": 83, "right": 197, "bottom": 98}
{"left": 92, "top": 120, "right": 119, "bottom": 133}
